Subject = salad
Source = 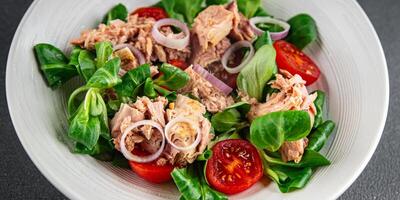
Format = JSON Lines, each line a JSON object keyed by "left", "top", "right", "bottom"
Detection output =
{"left": 33, "top": 0, "right": 336, "bottom": 199}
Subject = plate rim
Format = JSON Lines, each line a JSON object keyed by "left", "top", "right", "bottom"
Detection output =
{"left": 5, "top": 0, "right": 389, "bottom": 199}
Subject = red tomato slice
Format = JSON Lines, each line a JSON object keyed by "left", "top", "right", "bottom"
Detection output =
{"left": 206, "top": 139, "right": 263, "bottom": 195}
{"left": 128, "top": 149, "right": 174, "bottom": 184}
{"left": 273, "top": 40, "right": 321, "bottom": 85}
{"left": 133, "top": 7, "right": 168, "bottom": 20}
{"left": 168, "top": 59, "right": 188, "bottom": 70}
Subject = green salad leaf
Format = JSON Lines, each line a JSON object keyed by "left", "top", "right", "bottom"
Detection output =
{"left": 205, "top": 0, "right": 228, "bottom": 6}
{"left": 237, "top": 0, "right": 260, "bottom": 18}
{"left": 69, "top": 46, "right": 82, "bottom": 70}
{"left": 174, "top": 0, "right": 203, "bottom": 25}
{"left": 78, "top": 50, "right": 96, "bottom": 81}
{"left": 250, "top": 110, "right": 311, "bottom": 152}
{"left": 237, "top": 44, "right": 277, "bottom": 101}
{"left": 254, "top": 31, "right": 273, "bottom": 50}
{"left": 74, "top": 136, "right": 114, "bottom": 161}
{"left": 225, "top": 102, "right": 251, "bottom": 114}
{"left": 154, "top": 63, "right": 190, "bottom": 90}
{"left": 254, "top": 6, "right": 269, "bottom": 17}
{"left": 312, "top": 90, "right": 326, "bottom": 128}
{"left": 87, "top": 58, "right": 122, "bottom": 89}
{"left": 68, "top": 89, "right": 103, "bottom": 148}
{"left": 262, "top": 150, "right": 330, "bottom": 168}
{"left": 211, "top": 102, "right": 250, "bottom": 133}
{"left": 158, "top": 0, "right": 202, "bottom": 24}
{"left": 196, "top": 149, "right": 213, "bottom": 161}
{"left": 257, "top": 23, "right": 284, "bottom": 32}
{"left": 154, "top": 84, "right": 177, "bottom": 101}
{"left": 111, "top": 152, "right": 130, "bottom": 169}
{"left": 114, "top": 64, "right": 151, "bottom": 99}
{"left": 157, "top": 0, "right": 185, "bottom": 22}
{"left": 207, "top": 129, "right": 241, "bottom": 149}
{"left": 212, "top": 109, "right": 241, "bottom": 132}
{"left": 307, "top": 120, "right": 335, "bottom": 152}
{"left": 102, "top": 3, "right": 128, "bottom": 25}
{"left": 171, "top": 162, "right": 227, "bottom": 200}
{"left": 34, "top": 43, "right": 78, "bottom": 88}
{"left": 94, "top": 41, "right": 113, "bottom": 69}
{"left": 266, "top": 165, "right": 313, "bottom": 193}
{"left": 144, "top": 77, "right": 158, "bottom": 98}
{"left": 286, "top": 14, "right": 318, "bottom": 49}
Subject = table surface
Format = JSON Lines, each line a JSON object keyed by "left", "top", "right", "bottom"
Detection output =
{"left": 0, "top": 0, "right": 399, "bottom": 199}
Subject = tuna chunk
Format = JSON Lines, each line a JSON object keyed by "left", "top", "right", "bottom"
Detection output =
{"left": 71, "top": 14, "right": 190, "bottom": 63}
{"left": 245, "top": 71, "right": 317, "bottom": 163}
{"left": 111, "top": 95, "right": 212, "bottom": 167}
{"left": 110, "top": 97, "right": 167, "bottom": 152}
{"left": 247, "top": 72, "right": 317, "bottom": 122}
{"left": 110, "top": 104, "right": 145, "bottom": 138}
{"left": 190, "top": 36, "right": 231, "bottom": 67}
{"left": 280, "top": 138, "right": 309, "bottom": 163}
{"left": 180, "top": 66, "right": 234, "bottom": 113}
{"left": 192, "top": 5, "right": 234, "bottom": 49}
{"left": 113, "top": 47, "right": 139, "bottom": 71}
{"left": 162, "top": 95, "right": 213, "bottom": 167}
{"left": 226, "top": 1, "right": 255, "bottom": 41}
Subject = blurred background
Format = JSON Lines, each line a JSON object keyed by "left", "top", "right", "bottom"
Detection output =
{"left": 0, "top": 0, "right": 398, "bottom": 199}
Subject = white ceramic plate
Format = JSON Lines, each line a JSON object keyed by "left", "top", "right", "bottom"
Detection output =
{"left": 6, "top": 0, "right": 389, "bottom": 199}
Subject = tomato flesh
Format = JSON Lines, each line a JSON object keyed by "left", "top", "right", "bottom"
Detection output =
{"left": 168, "top": 59, "right": 188, "bottom": 70}
{"left": 133, "top": 7, "right": 168, "bottom": 20}
{"left": 206, "top": 139, "right": 263, "bottom": 195}
{"left": 274, "top": 40, "right": 321, "bottom": 85}
{"left": 128, "top": 149, "right": 174, "bottom": 184}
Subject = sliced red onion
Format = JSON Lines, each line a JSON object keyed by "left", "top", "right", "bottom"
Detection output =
{"left": 114, "top": 44, "right": 146, "bottom": 65}
{"left": 120, "top": 120, "right": 165, "bottom": 163}
{"left": 164, "top": 117, "right": 201, "bottom": 152}
{"left": 221, "top": 41, "right": 255, "bottom": 74}
{"left": 151, "top": 18, "right": 190, "bottom": 50}
{"left": 249, "top": 16, "right": 291, "bottom": 40}
{"left": 193, "top": 64, "right": 233, "bottom": 95}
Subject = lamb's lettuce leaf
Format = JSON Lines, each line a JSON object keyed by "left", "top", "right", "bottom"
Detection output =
{"left": 250, "top": 110, "right": 311, "bottom": 152}
{"left": 261, "top": 150, "right": 330, "bottom": 168}
{"left": 211, "top": 102, "right": 250, "bottom": 133}
{"left": 87, "top": 58, "right": 121, "bottom": 89}
{"left": 307, "top": 120, "right": 335, "bottom": 152}
{"left": 102, "top": 3, "right": 128, "bottom": 25}
{"left": 205, "top": 0, "right": 228, "bottom": 6}
{"left": 158, "top": 0, "right": 202, "bottom": 25}
{"left": 34, "top": 43, "right": 78, "bottom": 88}
{"left": 171, "top": 162, "right": 227, "bottom": 200}
{"left": 154, "top": 63, "right": 190, "bottom": 90}
{"left": 285, "top": 14, "right": 318, "bottom": 49}
{"left": 114, "top": 64, "right": 151, "bottom": 99}
{"left": 237, "top": 44, "right": 277, "bottom": 101}
{"left": 77, "top": 50, "right": 96, "bottom": 81}
{"left": 94, "top": 41, "right": 113, "bottom": 69}
{"left": 266, "top": 165, "right": 313, "bottom": 193}
{"left": 312, "top": 90, "right": 326, "bottom": 128}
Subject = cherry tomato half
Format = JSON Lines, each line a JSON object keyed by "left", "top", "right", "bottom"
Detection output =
{"left": 206, "top": 139, "right": 263, "bottom": 195}
{"left": 168, "top": 59, "right": 189, "bottom": 70}
{"left": 274, "top": 40, "right": 321, "bottom": 85}
{"left": 128, "top": 149, "right": 174, "bottom": 184}
{"left": 133, "top": 7, "right": 168, "bottom": 21}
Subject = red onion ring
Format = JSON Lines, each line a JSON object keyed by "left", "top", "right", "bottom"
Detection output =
{"left": 120, "top": 120, "right": 165, "bottom": 163}
{"left": 221, "top": 41, "right": 255, "bottom": 74}
{"left": 114, "top": 44, "right": 146, "bottom": 65}
{"left": 193, "top": 64, "right": 233, "bottom": 95}
{"left": 151, "top": 18, "right": 190, "bottom": 50}
{"left": 164, "top": 117, "right": 201, "bottom": 152}
{"left": 249, "top": 17, "right": 291, "bottom": 40}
